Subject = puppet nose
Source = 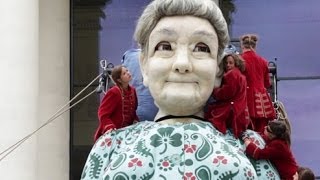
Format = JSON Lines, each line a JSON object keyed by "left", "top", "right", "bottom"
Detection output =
{"left": 172, "top": 49, "right": 192, "bottom": 73}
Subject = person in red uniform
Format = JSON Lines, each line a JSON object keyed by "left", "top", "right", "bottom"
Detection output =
{"left": 243, "top": 120, "right": 298, "bottom": 180}
{"left": 240, "top": 34, "right": 276, "bottom": 133}
{"left": 206, "top": 52, "right": 250, "bottom": 138}
{"left": 94, "top": 65, "right": 139, "bottom": 141}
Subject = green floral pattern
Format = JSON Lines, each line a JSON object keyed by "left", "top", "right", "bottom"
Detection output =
{"left": 150, "top": 127, "right": 182, "bottom": 154}
{"left": 81, "top": 121, "right": 280, "bottom": 180}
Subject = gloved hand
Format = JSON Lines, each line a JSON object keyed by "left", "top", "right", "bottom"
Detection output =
{"left": 240, "top": 132, "right": 250, "bottom": 141}
{"left": 103, "top": 124, "right": 117, "bottom": 134}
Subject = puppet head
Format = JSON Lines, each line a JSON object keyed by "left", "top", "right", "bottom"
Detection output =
{"left": 134, "top": 0, "right": 229, "bottom": 117}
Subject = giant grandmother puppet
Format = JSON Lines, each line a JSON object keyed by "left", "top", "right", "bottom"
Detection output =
{"left": 81, "top": 0, "right": 280, "bottom": 179}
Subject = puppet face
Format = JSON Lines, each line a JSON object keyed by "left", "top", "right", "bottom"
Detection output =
{"left": 140, "top": 16, "right": 219, "bottom": 115}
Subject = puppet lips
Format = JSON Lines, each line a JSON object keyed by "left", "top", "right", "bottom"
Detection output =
{"left": 166, "top": 77, "right": 199, "bottom": 84}
{"left": 164, "top": 81, "right": 199, "bottom": 90}
{"left": 165, "top": 81, "right": 199, "bottom": 84}
{"left": 167, "top": 80, "right": 197, "bottom": 83}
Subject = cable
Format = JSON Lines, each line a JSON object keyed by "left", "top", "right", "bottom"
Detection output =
{"left": 0, "top": 73, "right": 103, "bottom": 162}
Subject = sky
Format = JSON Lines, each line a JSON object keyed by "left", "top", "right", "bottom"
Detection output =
{"left": 99, "top": 0, "right": 320, "bottom": 175}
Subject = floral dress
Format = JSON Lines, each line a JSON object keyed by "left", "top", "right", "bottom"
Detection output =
{"left": 81, "top": 121, "right": 280, "bottom": 180}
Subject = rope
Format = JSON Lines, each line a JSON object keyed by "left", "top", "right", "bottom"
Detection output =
{"left": 274, "top": 101, "right": 291, "bottom": 136}
{"left": 0, "top": 73, "right": 103, "bottom": 162}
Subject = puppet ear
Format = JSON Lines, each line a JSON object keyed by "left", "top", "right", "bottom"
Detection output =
{"left": 139, "top": 53, "right": 149, "bottom": 87}
{"left": 214, "top": 75, "right": 222, "bottom": 88}
{"left": 214, "top": 62, "right": 223, "bottom": 88}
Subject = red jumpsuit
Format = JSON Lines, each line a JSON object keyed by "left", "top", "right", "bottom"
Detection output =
{"left": 241, "top": 51, "right": 276, "bottom": 133}
{"left": 207, "top": 68, "right": 250, "bottom": 138}
{"left": 94, "top": 85, "right": 138, "bottom": 141}
{"left": 245, "top": 136, "right": 298, "bottom": 180}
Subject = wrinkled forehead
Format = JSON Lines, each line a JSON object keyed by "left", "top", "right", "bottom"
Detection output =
{"left": 151, "top": 15, "right": 217, "bottom": 35}
{"left": 148, "top": 16, "right": 218, "bottom": 51}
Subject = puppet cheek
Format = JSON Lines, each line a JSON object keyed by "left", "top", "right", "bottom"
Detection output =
{"left": 139, "top": 53, "right": 149, "bottom": 87}
{"left": 143, "top": 76, "right": 149, "bottom": 87}
{"left": 214, "top": 76, "right": 221, "bottom": 88}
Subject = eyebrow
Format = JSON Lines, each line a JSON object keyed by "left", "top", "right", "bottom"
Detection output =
{"left": 192, "top": 30, "right": 216, "bottom": 39}
{"left": 153, "top": 28, "right": 216, "bottom": 40}
{"left": 154, "top": 28, "right": 177, "bottom": 36}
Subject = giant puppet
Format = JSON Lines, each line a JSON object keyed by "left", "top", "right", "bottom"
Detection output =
{"left": 81, "top": 0, "right": 280, "bottom": 179}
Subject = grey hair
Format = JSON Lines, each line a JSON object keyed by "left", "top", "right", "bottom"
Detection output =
{"left": 134, "top": 0, "right": 229, "bottom": 64}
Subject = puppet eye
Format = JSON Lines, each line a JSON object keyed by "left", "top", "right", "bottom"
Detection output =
{"left": 155, "top": 41, "right": 172, "bottom": 51}
{"left": 193, "top": 43, "right": 210, "bottom": 53}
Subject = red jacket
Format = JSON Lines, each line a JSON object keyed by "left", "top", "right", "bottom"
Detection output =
{"left": 246, "top": 137, "right": 298, "bottom": 180}
{"left": 207, "top": 68, "right": 250, "bottom": 138}
{"left": 241, "top": 51, "right": 275, "bottom": 119}
{"left": 94, "top": 85, "right": 138, "bottom": 141}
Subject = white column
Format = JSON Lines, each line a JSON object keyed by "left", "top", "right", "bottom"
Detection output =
{"left": 0, "top": 0, "right": 39, "bottom": 180}
{"left": 37, "top": 0, "right": 70, "bottom": 180}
